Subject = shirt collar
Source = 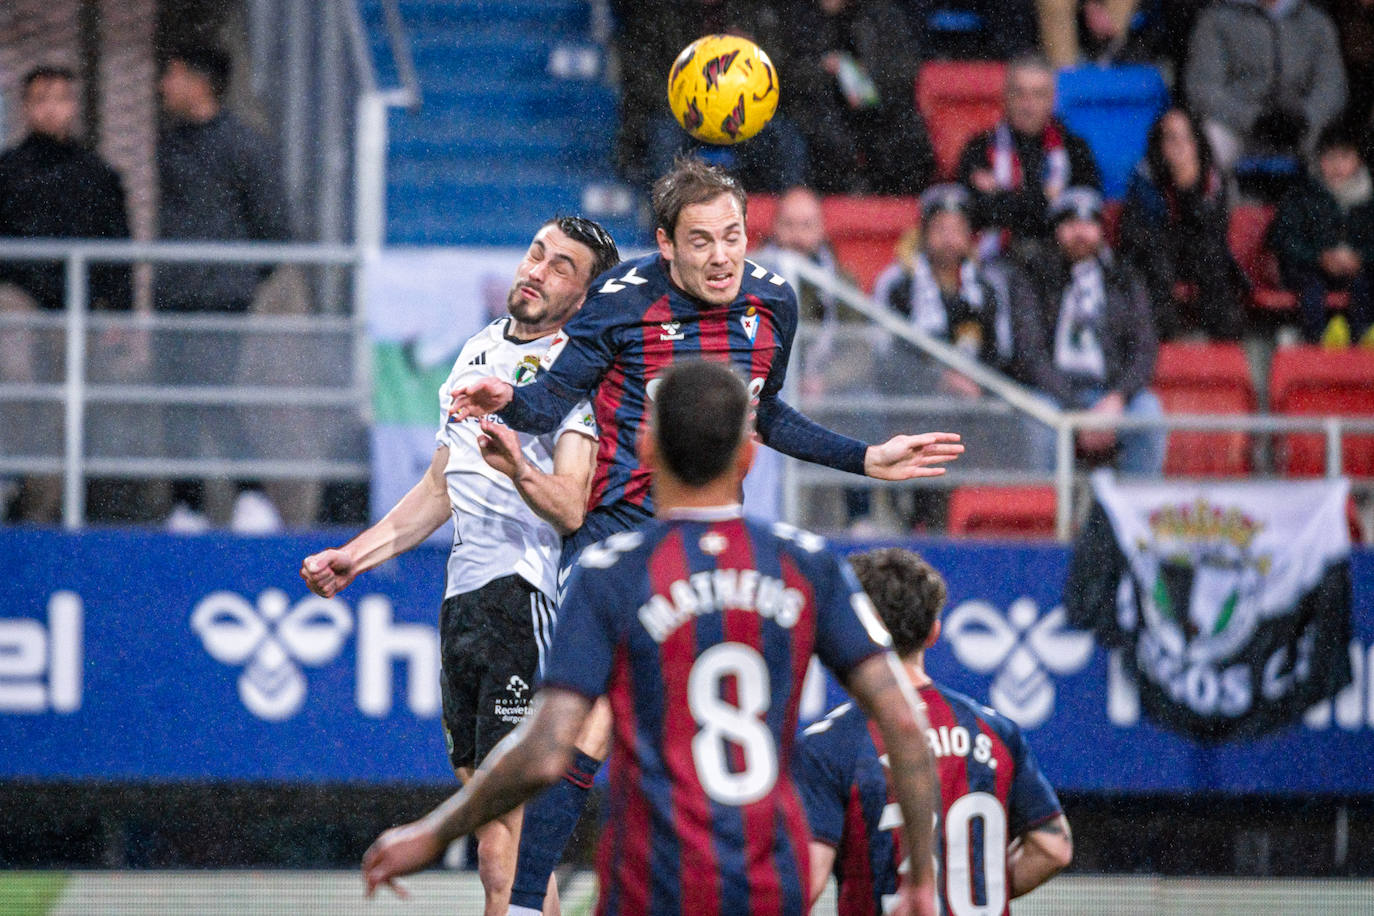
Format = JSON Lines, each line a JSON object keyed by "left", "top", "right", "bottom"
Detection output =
{"left": 662, "top": 504, "right": 744, "bottom": 522}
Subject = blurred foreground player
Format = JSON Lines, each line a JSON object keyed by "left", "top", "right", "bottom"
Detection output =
{"left": 449, "top": 157, "right": 962, "bottom": 912}
{"left": 795, "top": 548, "right": 1071, "bottom": 915}
{"left": 363, "top": 361, "right": 941, "bottom": 916}
{"left": 301, "top": 217, "right": 619, "bottom": 915}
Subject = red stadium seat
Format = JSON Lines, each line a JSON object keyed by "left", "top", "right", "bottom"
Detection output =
{"left": 916, "top": 61, "right": 1007, "bottom": 180}
{"left": 1270, "top": 346, "right": 1374, "bottom": 476}
{"left": 947, "top": 486, "right": 1057, "bottom": 538}
{"left": 1152, "top": 342, "right": 1255, "bottom": 476}
{"left": 1228, "top": 204, "right": 1296, "bottom": 312}
{"left": 747, "top": 194, "right": 918, "bottom": 293}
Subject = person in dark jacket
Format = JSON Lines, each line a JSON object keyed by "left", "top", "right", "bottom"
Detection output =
{"left": 1269, "top": 122, "right": 1374, "bottom": 345}
{"left": 156, "top": 45, "right": 291, "bottom": 531}
{"left": 1119, "top": 107, "right": 1246, "bottom": 341}
{"left": 0, "top": 65, "right": 132, "bottom": 522}
{"left": 1011, "top": 187, "right": 1165, "bottom": 473}
{"left": 956, "top": 54, "right": 1100, "bottom": 258}
{"left": 778, "top": 0, "right": 937, "bottom": 194}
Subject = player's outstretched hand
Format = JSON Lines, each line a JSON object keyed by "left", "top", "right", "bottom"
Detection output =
{"left": 477, "top": 417, "right": 524, "bottom": 481}
{"left": 300, "top": 548, "right": 357, "bottom": 598}
{"left": 449, "top": 377, "right": 515, "bottom": 421}
{"left": 864, "top": 432, "right": 964, "bottom": 481}
{"left": 361, "top": 820, "right": 443, "bottom": 899}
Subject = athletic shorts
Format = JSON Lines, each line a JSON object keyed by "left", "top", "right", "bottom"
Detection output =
{"left": 439, "top": 574, "right": 556, "bottom": 773}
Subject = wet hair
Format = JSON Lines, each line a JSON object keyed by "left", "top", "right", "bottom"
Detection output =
{"left": 847, "top": 548, "right": 947, "bottom": 657}
{"left": 651, "top": 155, "right": 748, "bottom": 237}
{"left": 651, "top": 361, "right": 749, "bottom": 487}
{"left": 163, "top": 45, "right": 233, "bottom": 99}
{"left": 22, "top": 66, "right": 76, "bottom": 95}
{"left": 542, "top": 215, "right": 621, "bottom": 283}
{"left": 1144, "top": 107, "right": 1216, "bottom": 192}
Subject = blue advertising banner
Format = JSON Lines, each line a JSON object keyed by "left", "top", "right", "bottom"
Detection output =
{"left": 3, "top": 530, "right": 1371, "bottom": 792}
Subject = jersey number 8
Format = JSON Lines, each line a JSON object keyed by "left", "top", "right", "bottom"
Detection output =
{"left": 687, "top": 642, "right": 778, "bottom": 806}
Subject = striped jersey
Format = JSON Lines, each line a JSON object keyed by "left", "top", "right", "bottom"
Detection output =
{"left": 435, "top": 317, "right": 596, "bottom": 602}
{"left": 541, "top": 507, "right": 895, "bottom": 916}
{"left": 793, "top": 685, "right": 1062, "bottom": 916}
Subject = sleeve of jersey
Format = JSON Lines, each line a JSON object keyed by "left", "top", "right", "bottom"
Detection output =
{"left": 813, "top": 555, "right": 895, "bottom": 679}
{"left": 500, "top": 299, "right": 618, "bottom": 434}
{"left": 555, "top": 398, "right": 598, "bottom": 441}
{"left": 1005, "top": 727, "right": 1065, "bottom": 838}
{"left": 791, "top": 731, "right": 850, "bottom": 847}
{"left": 539, "top": 562, "right": 617, "bottom": 699}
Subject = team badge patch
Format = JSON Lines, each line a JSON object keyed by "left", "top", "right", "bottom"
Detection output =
{"left": 741, "top": 306, "right": 758, "bottom": 342}
{"left": 512, "top": 355, "right": 542, "bottom": 386}
{"left": 699, "top": 531, "right": 727, "bottom": 556}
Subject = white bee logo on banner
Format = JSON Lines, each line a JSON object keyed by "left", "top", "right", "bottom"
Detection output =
{"left": 191, "top": 589, "right": 352, "bottom": 721}
{"left": 943, "top": 598, "right": 1094, "bottom": 728}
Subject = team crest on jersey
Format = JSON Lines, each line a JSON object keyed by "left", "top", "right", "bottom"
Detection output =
{"left": 741, "top": 306, "right": 758, "bottom": 342}
{"left": 660, "top": 321, "right": 685, "bottom": 341}
{"left": 512, "top": 354, "right": 542, "bottom": 386}
{"left": 699, "top": 531, "right": 727, "bottom": 555}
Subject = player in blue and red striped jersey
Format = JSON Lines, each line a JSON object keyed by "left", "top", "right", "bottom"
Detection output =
{"left": 794, "top": 548, "right": 1072, "bottom": 916}
{"left": 452, "top": 157, "right": 963, "bottom": 915}
{"left": 363, "top": 361, "right": 941, "bottom": 916}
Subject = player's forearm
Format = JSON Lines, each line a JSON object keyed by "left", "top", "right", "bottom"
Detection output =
{"left": 511, "top": 462, "right": 587, "bottom": 536}
{"left": 756, "top": 396, "right": 867, "bottom": 475}
{"left": 499, "top": 379, "right": 582, "bottom": 435}
{"left": 343, "top": 474, "right": 450, "bottom": 574}
{"left": 1009, "top": 817, "right": 1073, "bottom": 898}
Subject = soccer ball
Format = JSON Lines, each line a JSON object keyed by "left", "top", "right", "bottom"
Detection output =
{"left": 667, "top": 34, "right": 779, "bottom": 145}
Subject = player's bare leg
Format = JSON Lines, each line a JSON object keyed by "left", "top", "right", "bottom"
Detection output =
{"left": 576, "top": 696, "right": 613, "bottom": 759}
{"left": 458, "top": 766, "right": 524, "bottom": 916}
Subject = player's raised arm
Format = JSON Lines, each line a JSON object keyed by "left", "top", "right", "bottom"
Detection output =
{"left": 477, "top": 414, "right": 597, "bottom": 536}
{"left": 300, "top": 446, "right": 451, "bottom": 598}
{"left": 362, "top": 688, "right": 592, "bottom": 897}
{"left": 1009, "top": 813, "right": 1074, "bottom": 897}
{"left": 845, "top": 652, "right": 940, "bottom": 916}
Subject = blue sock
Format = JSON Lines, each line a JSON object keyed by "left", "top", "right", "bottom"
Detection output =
{"left": 509, "top": 750, "right": 601, "bottom": 910}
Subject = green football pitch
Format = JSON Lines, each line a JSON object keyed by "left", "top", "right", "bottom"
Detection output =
{"left": 2, "top": 871, "right": 1372, "bottom": 915}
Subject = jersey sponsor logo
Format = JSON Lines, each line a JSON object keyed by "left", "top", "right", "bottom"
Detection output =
{"left": 506, "top": 674, "right": 530, "bottom": 698}
{"left": 638, "top": 569, "right": 805, "bottom": 643}
{"left": 944, "top": 598, "right": 1094, "bottom": 729}
{"left": 193, "top": 590, "right": 439, "bottom": 721}
{"left": 467, "top": 350, "right": 488, "bottom": 366}
{"left": 599, "top": 265, "right": 647, "bottom": 294}
{"left": 0, "top": 592, "right": 82, "bottom": 715}
{"left": 495, "top": 675, "right": 532, "bottom": 724}
{"left": 659, "top": 320, "right": 685, "bottom": 341}
{"left": 512, "top": 354, "right": 542, "bottom": 386}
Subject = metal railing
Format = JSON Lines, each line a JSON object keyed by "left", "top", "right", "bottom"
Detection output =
{"left": 770, "top": 250, "right": 1374, "bottom": 541}
{"left": 0, "top": 241, "right": 365, "bottom": 528}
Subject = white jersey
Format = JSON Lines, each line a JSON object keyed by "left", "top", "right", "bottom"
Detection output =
{"left": 435, "top": 317, "right": 596, "bottom": 602}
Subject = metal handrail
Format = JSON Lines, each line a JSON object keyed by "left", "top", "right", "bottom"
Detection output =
{"left": 343, "top": 0, "right": 420, "bottom": 109}
{"left": 0, "top": 239, "right": 359, "bottom": 264}
{"left": 770, "top": 249, "right": 1372, "bottom": 541}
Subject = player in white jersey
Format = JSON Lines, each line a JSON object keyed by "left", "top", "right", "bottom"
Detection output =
{"left": 300, "top": 217, "right": 620, "bottom": 916}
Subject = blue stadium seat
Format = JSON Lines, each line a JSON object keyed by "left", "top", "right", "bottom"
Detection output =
{"left": 1055, "top": 65, "right": 1168, "bottom": 200}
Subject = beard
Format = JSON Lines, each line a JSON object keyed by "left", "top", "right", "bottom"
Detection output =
{"left": 506, "top": 282, "right": 545, "bottom": 324}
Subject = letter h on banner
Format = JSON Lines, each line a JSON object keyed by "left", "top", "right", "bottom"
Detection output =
{"left": 356, "top": 596, "right": 440, "bottom": 717}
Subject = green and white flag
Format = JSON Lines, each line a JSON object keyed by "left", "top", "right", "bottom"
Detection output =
{"left": 1066, "top": 471, "right": 1353, "bottom": 741}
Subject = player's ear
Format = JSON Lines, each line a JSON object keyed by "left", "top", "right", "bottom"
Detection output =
{"left": 655, "top": 227, "right": 674, "bottom": 261}
{"left": 637, "top": 422, "right": 658, "bottom": 472}
{"left": 733, "top": 435, "right": 756, "bottom": 483}
{"left": 924, "top": 619, "right": 942, "bottom": 649}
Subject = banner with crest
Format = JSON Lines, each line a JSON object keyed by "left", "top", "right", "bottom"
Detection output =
{"left": 1065, "top": 471, "right": 1354, "bottom": 741}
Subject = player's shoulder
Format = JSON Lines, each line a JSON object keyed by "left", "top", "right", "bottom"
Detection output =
{"left": 574, "top": 520, "right": 664, "bottom": 573}
{"left": 931, "top": 683, "right": 1025, "bottom": 746}
{"left": 800, "top": 700, "right": 867, "bottom": 741}
{"left": 740, "top": 258, "right": 797, "bottom": 308}
{"left": 754, "top": 518, "right": 830, "bottom": 559}
{"left": 581, "top": 252, "right": 667, "bottom": 315}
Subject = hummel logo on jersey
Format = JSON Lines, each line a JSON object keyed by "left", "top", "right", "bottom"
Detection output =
{"left": 600, "top": 266, "right": 648, "bottom": 294}
{"left": 506, "top": 675, "right": 530, "bottom": 698}
{"left": 660, "top": 321, "right": 685, "bottom": 341}
{"left": 467, "top": 351, "right": 488, "bottom": 366}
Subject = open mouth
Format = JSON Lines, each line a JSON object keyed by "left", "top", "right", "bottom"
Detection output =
{"left": 518, "top": 285, "right": 542, "bottom": 300}
{"left": 705, "top": 270, "right": 734, "bottom": 291}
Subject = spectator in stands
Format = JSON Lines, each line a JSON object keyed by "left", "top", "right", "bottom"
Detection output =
{"left": 875, "top": 184, "right": 1013, "bottom": 381}
{"left": 956, "top": 55, "right": 1100, "bottom": 261}
{"left": 904, "top": 0, "right": 1041, "bottom": 58}
{"left": 1010, "top": 187, "right": 1166, "bottom": 474}
{"left": 613, "top": 0, "right": 809, "bottom": 192}
{"left": 0, "top": 65, "right": 131, "bottom": 523}
{"left": 778, "top": 0, "right": 937, "bottom": 194}
{"left": 1269, "top": 123, "right": 1374, "bottom": 345}
{"left": 1119, "top": 107, "right": 1246, "bottom": 341}
{"left": 752, "top": 186, "right": 855, "bottom": 321}
{"left": 1185, "top": 0, "right": 1347, "bottom": 174}
{"left": 1037, "top": 0, "right": 1141, "bottom": 66}
{"left": 156, "top": 45, "right": 291, "bottom": 532}
{"left": 1319, "top": 0, "right": 1374, "bottom": 130}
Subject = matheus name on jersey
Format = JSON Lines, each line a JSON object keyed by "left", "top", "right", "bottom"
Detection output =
{"left": 541, "top": 508, "right": 893, "bottom": 916}
{"left": 794, "top": 685, "right": 1062, "bottom": 916}
{"left": 435, "top": 317, "right": 595, "bottom": 602}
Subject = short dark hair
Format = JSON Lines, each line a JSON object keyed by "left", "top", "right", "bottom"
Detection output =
{"left": 651, "top": 361, "right": 749, "bottom": 487}
{"left": 1317, "top": 122, "right": 1363, "bottom": 158}
{"left": 542, "top": 215, "right": 621, "bottom": 283}
{"left": 848, "top": 548, "right": 947, "bottom": 657}
{"left": 651, "top": 156, "right": 748, "bottom": 237}
{"left": 22, "top": 66, "right": 76, "bottom": 95}
{"left": 164, "top": 45, "right": 232, "bottom": 99}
